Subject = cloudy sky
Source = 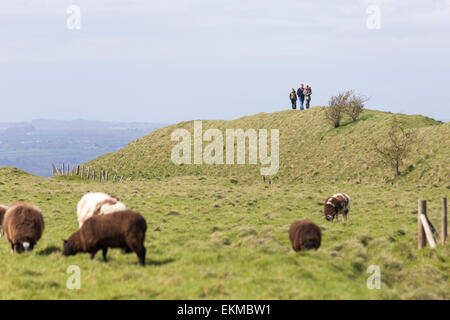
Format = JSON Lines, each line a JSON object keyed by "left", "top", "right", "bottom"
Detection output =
{"left": 1, "top": 0, "right": 449, "bottom": 123}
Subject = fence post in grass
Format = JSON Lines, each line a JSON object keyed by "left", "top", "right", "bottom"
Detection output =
{"left": 420, "top": 214, "right": 436, "bottom": 249}
{"left": 92, "top": 169, "right": 95, "bottom": 181}
{"left": 52, "top": 163, "right": 57, "bottom": 176}
{"left": 76, "top": 165, "right": 80, "bottom": 176}
{"left": 442, "top": 197, "right": 448, "bottom": 244}
{"left": 86, "top": 167, "right": 90, "bottom": 179}
{"left": 418, "top": 200, "right": 426, "bottom": 249}
{"left": 105, "top": 171, "right": 109, "bottom": 181}
{"left": 113, "top": 174, "right": 116, "bottom": 182}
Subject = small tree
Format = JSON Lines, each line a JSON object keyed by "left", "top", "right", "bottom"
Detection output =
{"left": 325, "top": 91, "right": 352, "bottom": 128}
{"left": 373, "top": 117, "right": 417, "bottom": 177}
{"left": 344, "top": 93, "right": 368, "bottom": 122}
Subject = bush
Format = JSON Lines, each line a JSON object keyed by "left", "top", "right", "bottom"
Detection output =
{"left": 373, "top": 117, "right": 417, "bottom": 177}
{"left": 325, "top": 91, "right": 351, "bottom": 128}
{"left": 344, "top": 93, "right": 368, "bottom": 122}
{"left": 325, "top": 91, "right": 368, "bottom": 128}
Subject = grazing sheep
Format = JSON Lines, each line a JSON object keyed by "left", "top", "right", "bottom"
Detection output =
{"left": 77, "top": 192, "right": 127, "bottom": 227}
{"left": 289, "top": 220, "right": 322, "bottom": 252}
{"left": 63, "top": 210, "right": 147, "bottom": 266}
{"left": 3, "top": 202, "right": 45, "bottom": 253}
{"left": 324, "top": 193, "right": 351, "bottom": 222}
{"left": 0, "top": 205, "right": 8, "bottom": 238}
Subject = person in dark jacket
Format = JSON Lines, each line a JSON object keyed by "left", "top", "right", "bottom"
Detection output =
{"left": 303, "top": 84, "right": 312, "bottom": 109}
{"left": 289, "top": 88, "right": 297, "bottom": 109}
{"left": 297, "top": 84, "right": 305, "bottom": 110}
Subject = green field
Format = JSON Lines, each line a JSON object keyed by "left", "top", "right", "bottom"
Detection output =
{"left": 0, "top": 109, "right": 448, "bottom": 299}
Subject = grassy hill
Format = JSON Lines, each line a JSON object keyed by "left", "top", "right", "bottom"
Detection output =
{"left": 86, "top": 108, "right": 449, "bottom": 185}
{"left": 0, "top": 108, "right": 448, "bottom": 299}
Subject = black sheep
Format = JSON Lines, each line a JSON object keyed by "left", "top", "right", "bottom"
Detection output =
{"left": 63, "top": 210, "right": 147, "bottom": 266}
{"left": 289, "top": 220, "right": 322, "bottom": 252}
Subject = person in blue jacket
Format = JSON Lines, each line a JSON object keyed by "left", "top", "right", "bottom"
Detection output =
{"left": 297, "top": 84, "right": 305, "bottom": 110}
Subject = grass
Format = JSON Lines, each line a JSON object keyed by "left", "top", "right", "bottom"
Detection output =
{"left": 86, "top": 108, "right": 449, "bottom": 186}
{"left": 0, "top": 109, "right": 448, "bottom": 299}
{"left": 0, "top": 167, "right": 448, "bottom": 299}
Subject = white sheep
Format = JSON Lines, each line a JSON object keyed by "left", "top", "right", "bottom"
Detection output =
{"left": 77, "top": 192, "right": 127, "bottom": 227}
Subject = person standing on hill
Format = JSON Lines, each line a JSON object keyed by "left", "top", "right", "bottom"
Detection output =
{"left": 297, "top": 84, "right": 305, "bottom": 110}
{"left": 289, "top": 89, "right": 297, "bottom": 109}
{"left": 303, "top": 84, "right": 312, "bottom": 109}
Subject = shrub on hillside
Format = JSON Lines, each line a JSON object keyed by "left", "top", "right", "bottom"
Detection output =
{"left": 325, "top": 91, "right": 368, "bottom": 128}
{"left": 325, "top": 91, "right": 350, "bottom": 128}
{"left": 344, "top": 92, "right": 368, "bottom": 122}
{"left": 373, "top": 117, "right": 417, "bottom": 177}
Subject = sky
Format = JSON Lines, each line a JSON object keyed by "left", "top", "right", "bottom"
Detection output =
{"left": 1, "top": 0, "right": 449, "bottom": 123}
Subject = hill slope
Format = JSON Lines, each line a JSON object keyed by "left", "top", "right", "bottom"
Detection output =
{"left": 87, "top": 108, "right": 449, "bottom": 185}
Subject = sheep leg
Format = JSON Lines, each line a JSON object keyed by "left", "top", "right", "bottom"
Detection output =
{"left": 90, "top": 251, "right": 97, "bottom": 260}
{"left": 137, "top": 247, "right": 146, "bottom": 267}
{"left": 336, "top": 213, "right": 339, "bottom": 223}
{"left": 102, "top": 248, "right": 108, "bottom": 262}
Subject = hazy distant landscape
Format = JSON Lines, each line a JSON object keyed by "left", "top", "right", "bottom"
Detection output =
{"left": 0, "top": 119, "right": 167, "bottom": 177}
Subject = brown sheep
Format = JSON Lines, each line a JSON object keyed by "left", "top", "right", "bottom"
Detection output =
{"left": 3, "top": 202, "right": 45, "bottom": 253}
{"left": 63, "top": 210, "right": 147, "bottom": 266}
{"left": 0, "top": 205, "right": 8, "bottom": 238}
{"left": 324, "top": 193, "right": 351, "bottom": 222}
{"left": 289, "top": 220, "right": 322, "bottom": 252}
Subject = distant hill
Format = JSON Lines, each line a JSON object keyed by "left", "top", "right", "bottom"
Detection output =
{"left": 86, "top": 107, "right": 449, "bottom": 185}
{"left": 0, "top": 119, "right": 168, "bottom": 177}
{"left": 30, "top": 119, "right": 166, "bottom": 131}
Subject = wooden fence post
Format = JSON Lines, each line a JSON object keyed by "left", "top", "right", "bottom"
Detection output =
{"left": 420, "top": 214, "right": 437, "bottom": 249}
{"left": 86, "top": 167, "right": 90, "bottom": 179}
{"left": 418, "top": 200, "right": 426, "bottom": 249}
{"left": 442, "top": 197, "right": 448, "bottom": 244}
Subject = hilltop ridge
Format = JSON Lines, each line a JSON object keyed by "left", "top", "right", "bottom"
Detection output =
{"left": 86, "top": 107, "right": 449, "bottom": 185}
